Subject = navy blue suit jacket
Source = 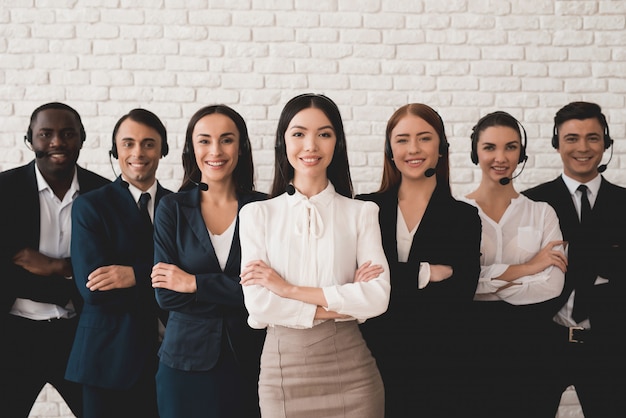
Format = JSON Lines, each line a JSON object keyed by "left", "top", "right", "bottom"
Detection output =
{"left": 154, "top": 188, "right": 266, "bottom": 373}
{"left": 523, "top": 175, "right": 626, "bottom": 339}
{"left": 65, "top": 176, "right": 171, "bottom": 389}
{"left": 0, "top": 161, "right": 110, "bottom": 315}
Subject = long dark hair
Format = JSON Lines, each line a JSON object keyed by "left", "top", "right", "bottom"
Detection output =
{"left": 379, "top": 103, "right": 450, "bottom": 193}
{"left": 180, "top": 105, "right": 254, "bottom": 193}
{"left": 270, "top": 93, "right": 353, "bottom": 198}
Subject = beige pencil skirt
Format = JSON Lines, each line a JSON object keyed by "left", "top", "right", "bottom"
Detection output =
{"left": 259, "top": 319, "right": 384, "bottom": 418}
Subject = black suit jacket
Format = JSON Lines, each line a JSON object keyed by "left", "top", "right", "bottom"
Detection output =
{"left": 0, "top": 161, "right": 110, "bottom": 315}
{"left": 356, "top": 184, "right": 482, "bottom": 361}
{"left": 153, "top": 188, "right": 267, "bottom": 373}
{"left": 524, "top": 176, "right": 626, "bottom": 338}
{"left": 65, "top": 176, "right": 171, "bottom": 389}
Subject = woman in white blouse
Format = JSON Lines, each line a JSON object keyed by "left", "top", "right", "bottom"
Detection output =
{"left": 460, "top": 111, "right": 566, "bottom": 418}
{"left": 239, "top": 93, "right": 391, "bottom": 417}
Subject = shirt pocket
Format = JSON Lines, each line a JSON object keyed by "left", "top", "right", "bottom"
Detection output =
{"left": 517, "top": 226, "right": 542, "bottom": 253}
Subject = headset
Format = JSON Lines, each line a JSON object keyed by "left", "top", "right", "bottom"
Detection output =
{"left": 470, "top": 111, "right": 527, "bottom": 165}
{"left": 551, "top": 115, "right": 612, "bottom": 150}
{"left": 110, "top": 135, "right": 169, "bottom": 159}
{"left": 384, "top": 109, "right": 450, "bottom": 160}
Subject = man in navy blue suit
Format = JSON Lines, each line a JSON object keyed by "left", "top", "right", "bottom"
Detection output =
{"left": 524, "top": 101, "right": 626, "bottom": 417}
{"left": 65, "top": 108, "right": 171, "bottom": 418}
{"left": 0, "top": 102, "right": 110, "bottom": 417}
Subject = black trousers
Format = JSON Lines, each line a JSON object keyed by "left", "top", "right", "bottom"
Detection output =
{"left": 0, "top": 313, "right": 83, "bottom": 418}
{"left": 538, "top": 323, "right": 626, "bottom": 418}
{"left": 82, "top": 355, "right": 159, "bottom": 418}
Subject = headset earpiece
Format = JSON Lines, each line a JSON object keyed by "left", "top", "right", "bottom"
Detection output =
{"left": 471, "top": 111, "right": 527, "bottom": 165}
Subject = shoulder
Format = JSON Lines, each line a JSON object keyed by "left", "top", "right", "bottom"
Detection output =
{"left": 0, "top": 162, "right": 33, "bottom": 186}
{"left": 240, "top": 193, "right": 281, "bottom": 217}
{"left": 76, "top": 166, "right": 112, "bottom": 191}
{"left": 522, "top": 177, "right": 560, "bottom": 199}
{"left": 335, "top": 194, "right": 379, "bottom": 216}
{"left": 239, "top": 190, "right": 269, "bottom": 206}
{"left": 601, "top": 177, "right": 626, "bottom": 196}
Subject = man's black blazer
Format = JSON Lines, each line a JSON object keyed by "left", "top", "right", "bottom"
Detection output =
{"left": 0, "top": 160, "right": 110, "bottom": 315}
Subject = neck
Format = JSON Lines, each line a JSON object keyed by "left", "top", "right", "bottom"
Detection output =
{"left": 292, "top": 174, "right": 329, "bottom": 198}
{"left": 469, "top": 177, "right": 518, "bottom": 202}
{"left": 398, "top": 176, "right": 436, "bottom": 202}
{"left": 202, "top": 179, "right": 237, "bottom": 203}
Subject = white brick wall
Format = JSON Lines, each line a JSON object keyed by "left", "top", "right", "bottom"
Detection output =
{"left": 3, "top": 1, "right": 624, "bottom": 416}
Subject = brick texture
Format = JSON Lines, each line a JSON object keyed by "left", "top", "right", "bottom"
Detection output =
{"left": 3, "top": 1, "right": 623, "bottom": 417}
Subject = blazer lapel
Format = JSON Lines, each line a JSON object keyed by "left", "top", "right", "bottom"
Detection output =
{"left": 180, "top": 189, "right": 220, "bottom": 267}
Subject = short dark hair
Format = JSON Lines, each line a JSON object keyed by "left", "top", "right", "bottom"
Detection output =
{"left": 271, "top": 93, "right": 353, "bottom": 198}
{"left": 111, "top": 108, "right": 169, "bottom": 158}
{"left": 379, "top": 103, "right": 450, "bottom": 193}
{"left": 180, "top": 104, "right": 255, "bottom": 193}
{"left": 552, "top": 101, "right": 611, "bottom": 149}
{"left": 27, "top": 102, "right": 86, "bottom": 143}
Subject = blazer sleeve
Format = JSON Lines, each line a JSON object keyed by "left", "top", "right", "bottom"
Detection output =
{"left": 70, "top": 194, "right": 138, "bottom": 311}
{"left": 153, "top": 196, "right": 246, "bottom": 315}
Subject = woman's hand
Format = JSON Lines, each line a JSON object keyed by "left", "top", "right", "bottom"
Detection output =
{"left": 526, "top": 240, "right": 568, "bottom": 274}
{"left": 240, "top": 260, "right": 293, "bottom": 297}
{"left": 151, "top": 262, "right": 197, "bottom": 293}
{"left": 353, "top": 260, "right": 384, "bottom": 283}
{"left": 429, "top": 264, "right": 453, "bottom": 282}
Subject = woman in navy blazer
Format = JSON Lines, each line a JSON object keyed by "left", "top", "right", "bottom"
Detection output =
{"left": 151, "top": 105, "right": 266, "bottom": 418}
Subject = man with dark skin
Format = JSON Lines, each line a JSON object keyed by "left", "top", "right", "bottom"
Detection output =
{"left": 0, "top": 102, "right": 110, "bottom": 417}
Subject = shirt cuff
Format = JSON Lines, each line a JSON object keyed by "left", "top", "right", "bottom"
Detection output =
{"left": 417, "top": 262, "right": 430, "bottom": 289}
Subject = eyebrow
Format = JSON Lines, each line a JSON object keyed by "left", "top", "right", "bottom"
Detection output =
{"left": 289, "top": 125, "right": 335, "bottom": 131}
{"left": 196, "top": 132, "right": 236, "bottom": 138}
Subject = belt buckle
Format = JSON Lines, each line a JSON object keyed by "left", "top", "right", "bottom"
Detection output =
{"left": 568, "top": 326, "right": 584, "bottom": 343}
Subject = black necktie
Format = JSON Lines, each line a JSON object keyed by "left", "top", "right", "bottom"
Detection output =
{"left": 577, "top": 184, "right": 591, "bottom": 223}
{"left": 138, "top": 192, "right": 152, "bottom": 227}
{"left": 572, "top": 184, "right": 591, "bottom": 322}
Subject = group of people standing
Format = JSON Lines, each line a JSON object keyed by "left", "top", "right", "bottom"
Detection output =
{"left": 0, "top": 96, "right": 623, "bottom": 418}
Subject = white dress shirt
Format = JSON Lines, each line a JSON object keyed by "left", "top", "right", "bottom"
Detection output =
{"left": 239, "top": 182, "right": 391, "bottom": 329}
{"left": 10, "top": 165, "right": 79, "bottom": 320}
{"left": 460, "top": 194, "right": 565, "bottom": 305}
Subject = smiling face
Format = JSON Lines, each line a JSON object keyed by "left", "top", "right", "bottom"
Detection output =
{"left": 556, "top": 117, "right": 606, "bottom": 183}
{"left": 114, "top": 118, "right": 163, "bottom": 191}
{"left": 192, "top": 113, "right": 240, "bottom": 187}
{"left": 31, "top": 108, "right": 83, "bottom": 180}
{"left": 475, "top": 125, "right": 522, "bottom": 184}
{"left": 389, "top": 114, "right": 441, "bottom": 182}
{"left": 285, "top": 107, "right": 337, "bottom": 183}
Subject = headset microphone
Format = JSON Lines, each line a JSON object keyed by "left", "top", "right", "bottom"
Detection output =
{"left": 191, "top": 179, "right": 209, "bottom": 191}
{"left": 597, "top": 140, "right": 614, "bottom": 173}
{"left": 286, "top": 184, "right": 295, "bottom": 195}
{"left": 499, "top": 156, "right": 528, "bottom": 185}
{"left": 424, "top": 168, "right": 436, "bottom": 178}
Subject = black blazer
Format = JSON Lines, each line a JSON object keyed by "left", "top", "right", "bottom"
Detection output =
{"left": 523, "top": 176, "right": 626, "bottom": 337}
{"left": 65, "top": 176, "right": 171, "bottom": 389}
{"left": 0, "top": 161, "right": 110, "bottom": 315}
{"left": 356, "top": 184, "right": 482, "bottom": 357}
{"left": 153, "top": 188, "right": 267, "bottom": 372}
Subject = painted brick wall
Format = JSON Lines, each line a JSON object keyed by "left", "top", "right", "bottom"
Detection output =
{"left": 3, "top": 1, "right": 624, "bottom": 416}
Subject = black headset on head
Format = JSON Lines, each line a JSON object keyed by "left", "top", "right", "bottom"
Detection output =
{"left": 384, "top": 109, "right": 450, "bottom": 160}
{"left": 26, "top": 103, "right": 87, "bottom": 144}
{"left": 470, "top": 111, "right": 528, "bottom": 165}
{"left": 109, "top": 111, "right": 169, "bottom": 159}
{"left": 551, "top": 115, "right": 612, "bottom": 150}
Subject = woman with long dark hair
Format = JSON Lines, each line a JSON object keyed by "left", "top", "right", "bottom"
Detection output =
{"left": 239, "top": 93, "right": 390, "bottom": 417}
{"left": 151, "top": 105, "right": 266, "bottom": 418}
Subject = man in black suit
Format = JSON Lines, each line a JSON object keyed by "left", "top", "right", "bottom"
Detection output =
{"left": 65, "top": 108, "right": 171, "bottom": 418}
{"left": 0, "top": 102, "right": 110, "bottom": 417}
{"left": 524, "top": 101, "right": 626, "bottom": 417}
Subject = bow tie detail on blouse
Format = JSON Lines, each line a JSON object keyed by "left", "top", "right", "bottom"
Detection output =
{"left": 294, "top": 198, "right": 324, "bottom": 239}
